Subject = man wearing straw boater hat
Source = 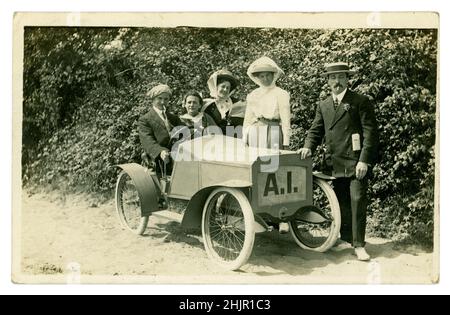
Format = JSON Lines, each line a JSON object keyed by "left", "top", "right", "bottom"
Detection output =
{"left": 298, "top": 62, "right": 379, "bottom": 261}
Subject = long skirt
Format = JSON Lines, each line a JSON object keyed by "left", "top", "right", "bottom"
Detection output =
{"left": 245, "top": 119, "right": 283, "bottom": 150}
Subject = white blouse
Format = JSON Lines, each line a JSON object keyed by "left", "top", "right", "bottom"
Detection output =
{"left": 243, "top": 86, "right": 291, "bottom": 146}
{"left": 180, "top": 112, "right": 204, "bottom": 124}
{"left": 215, "top": 98, "right": 233, "bottom": 119}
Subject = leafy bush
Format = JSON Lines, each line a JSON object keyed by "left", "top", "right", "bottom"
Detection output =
{"left": 22, "top": 27, "right": 437, "bottom": 245}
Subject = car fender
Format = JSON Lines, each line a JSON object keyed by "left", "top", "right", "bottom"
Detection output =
{"left": 180, "top": 180, "right": 252, "bottom": 230}
{"left": 312, "top": 171, "right": 336, "bottom": 181}
{"left": 117, "top": 163, "right": 161, "bottom": 217}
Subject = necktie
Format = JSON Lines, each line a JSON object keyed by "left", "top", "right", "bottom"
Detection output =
{"left": 333, "top": 98, "right": 339, "bottom": 109}
{"left": 161, "top": 111, "right": 172, "bottom": 131}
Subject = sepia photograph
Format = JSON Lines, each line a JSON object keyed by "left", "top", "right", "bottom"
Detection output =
{"left": 11, "top": 11, "right": 439, "bottom": 285}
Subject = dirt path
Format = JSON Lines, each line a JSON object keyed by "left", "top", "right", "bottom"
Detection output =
{"left": 14, "top": 191, "right": 436, "bottom": 284}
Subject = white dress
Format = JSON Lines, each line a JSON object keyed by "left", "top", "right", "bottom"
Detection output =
{"left": 243, "top": 57, "right": 291, "bottom": 149}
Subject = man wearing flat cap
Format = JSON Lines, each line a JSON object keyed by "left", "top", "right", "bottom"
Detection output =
{"left": 298, "top": 62, "right": 379, "bottom": 261}
{"left": 138, "top": 84, "right": 184, "bottom": 177}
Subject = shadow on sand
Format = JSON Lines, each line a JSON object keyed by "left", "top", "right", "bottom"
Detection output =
{"left": 245, "top": 232, "right": 428, "bottom": 276}
{"left": 143, "top": 220, "right": 204, "bottom": 249}
{"left": 137, "top": 215, "right": 430, "bottom": 277}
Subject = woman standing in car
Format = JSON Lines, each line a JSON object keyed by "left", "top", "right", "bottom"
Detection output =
{"left": 202, "top": 69, "right": 245, "bottom": 137}
{"left": 243, "top": 56, "right": 291, "bottom": 151}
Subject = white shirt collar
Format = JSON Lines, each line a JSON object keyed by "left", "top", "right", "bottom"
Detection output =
{"left": 153, "top": 106, "right": 167, "bottom": 121}
{"left": 181, "top": 112, "right": 203, "bottom": 123}
{"left": 333, "top": 88, "right": 348, "bottom": 104}
{"left": 153, "top": 106, "right": 168, "bottom": 124}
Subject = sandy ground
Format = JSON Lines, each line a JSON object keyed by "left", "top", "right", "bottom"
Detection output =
{"left": 14, "top": 191, "right": 437, "bottom": 284}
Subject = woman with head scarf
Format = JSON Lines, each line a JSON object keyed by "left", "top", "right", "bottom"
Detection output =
{"left": 243, "top": 56, "right": 291, "bottom": 150}
{"left": 202, "top": 69, "right": 245, "bottom": 137}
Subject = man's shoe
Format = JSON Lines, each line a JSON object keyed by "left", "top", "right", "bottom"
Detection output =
{"left": 279, "top": 222, "right": 289, "bottom": 234}
{"left": 330, "top": 239, "right": 352, "bottom": 252}
{"left": 354, "top": 247, "right": 371, "bottom": 261}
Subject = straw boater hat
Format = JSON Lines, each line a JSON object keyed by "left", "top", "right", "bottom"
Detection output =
{"left": 321, "top": 62, "right": 356, "bottom": 76}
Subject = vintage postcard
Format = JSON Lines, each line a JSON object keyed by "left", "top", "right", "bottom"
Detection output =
{"left": 12, "top": 12, "right": 439, "bottom": 284}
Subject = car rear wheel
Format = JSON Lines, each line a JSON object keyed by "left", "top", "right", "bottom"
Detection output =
{"left": 115, "top": 171, "right": 149, "bottom": 235}
{"left": 202, "top": 187, "right": 255, "bottom": 271}
{"left": 289, "top": 177, "right": 341, "bottom": 252}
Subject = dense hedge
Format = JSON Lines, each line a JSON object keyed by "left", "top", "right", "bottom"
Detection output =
{"left": 22, "top": 27, "right": 437, "bottom": 245}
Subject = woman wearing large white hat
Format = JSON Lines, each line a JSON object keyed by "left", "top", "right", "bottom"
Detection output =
{"left": 243, "top": 56, "right": 291, "bottom": 151}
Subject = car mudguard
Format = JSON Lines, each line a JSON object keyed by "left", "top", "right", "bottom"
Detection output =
{"left": 312, "top": 171, "right": 336, "bottom": 181}
{"left": 180, "top": 181, "right": 252, "bottom": 230}
{"left": 295, "top": 205, "right": 330, "bottom": 224}
{"left": 117, "top": 163, "right": 161, "bottom": 217}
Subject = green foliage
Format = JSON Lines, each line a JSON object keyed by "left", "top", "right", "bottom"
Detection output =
{"left": 22, "top": 27, "right": 437, "bottom": 245}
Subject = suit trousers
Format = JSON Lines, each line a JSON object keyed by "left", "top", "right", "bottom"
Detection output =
{"left": 332, "top": 177, "right": 368, "bottom": 247}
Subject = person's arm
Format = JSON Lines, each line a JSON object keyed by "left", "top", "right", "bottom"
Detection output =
{"left": 304, "top": 102, "right": 325, "bottom": 153}
{"left": 242, "top": 95, "right": 257, "bottom": 143}
{"left": 138, "top": 115, "right": 169, "bottom": 160}
{"left": 358, "top": 96, "right": 379, "bottom": 165}
{"left": 204, "top": 112, "right": 217, "bottom": 127}
{"left": 278, "top": 90, "right": 291, "bottom": 148}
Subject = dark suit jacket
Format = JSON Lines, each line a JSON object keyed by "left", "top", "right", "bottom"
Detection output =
{"left": 203, "top": 97, "right": 244, "bottom": 135}
{"left": 304, "top": 90, "right": 378, "bottom": 178}
{"left": 138, "top": 107, "right": 183, "bottom": 159}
